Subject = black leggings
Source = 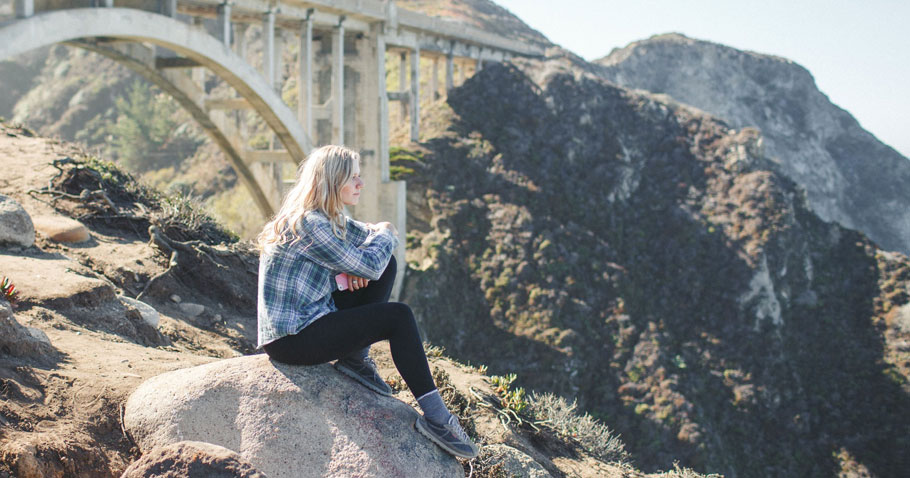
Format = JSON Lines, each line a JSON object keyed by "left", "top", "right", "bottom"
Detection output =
{"left": 263, "top": 256, "right": 436, "bottom": 397}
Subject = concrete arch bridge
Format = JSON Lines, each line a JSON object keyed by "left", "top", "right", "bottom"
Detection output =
{"left": 0, "top": 0, "right": 542, "bottom": 288}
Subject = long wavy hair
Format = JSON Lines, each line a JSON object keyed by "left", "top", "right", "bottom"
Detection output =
{"left": 257, "top": 145, "right": 359, "bottom": 250}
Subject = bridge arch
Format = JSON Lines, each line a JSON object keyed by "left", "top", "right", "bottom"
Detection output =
{"left": 0, "top": 8, "right": 312, "bottom": 217}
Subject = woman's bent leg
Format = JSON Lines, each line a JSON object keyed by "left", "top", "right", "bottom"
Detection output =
{"left": 262, "top": 301, "right": 435, "bottom": 397}
{"left": 332, "top": 256, "right": 397, "bottom": 361}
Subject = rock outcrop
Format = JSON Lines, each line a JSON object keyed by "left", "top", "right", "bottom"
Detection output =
{"left": 595, "top": 33, "right": 910, "bottom": 255}
{"left": 120, "top": 441, "right": 266, "bottom": 478}
{"left": 480, "top": 444, "right": 552, "bottom": 478}
{"left": 401, "top": 61, "right": 910, "bottom": 477}
{"left": 123, "top": 354, "right": 464, "bottom": 478}
{"left": 0, "top": 194, "right": 34, "bottom": 248}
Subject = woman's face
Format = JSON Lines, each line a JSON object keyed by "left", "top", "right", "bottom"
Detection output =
{"left": 339, "top": 160, "right": 363, "bottom": 206}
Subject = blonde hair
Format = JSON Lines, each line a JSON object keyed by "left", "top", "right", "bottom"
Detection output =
{"left": 257, "top": 145, "right": 359, "bottom": 250}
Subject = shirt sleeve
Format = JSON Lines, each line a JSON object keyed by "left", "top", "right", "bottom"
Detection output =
{"left": 345, "top": 217, "right": 371, "bottom": 248}
{"left": 299, "top": 213, "right": 398, "bottom": 280}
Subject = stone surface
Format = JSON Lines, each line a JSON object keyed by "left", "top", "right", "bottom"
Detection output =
{"left": 120, "top": 441, "right": 266, "bottom": 478}
{"left": 123, "top": 355, "right": 464, "bottom": 478}
{"left": 0, "top": 254, "right": 115, "bottom": 310}
{"left": 31, "top": 215, "right": 90, "bottom": 243}
{"left": 0, "top": 194, "right": 35, "bottom": 248}
{"left": 121, "top": 296, "right": 160, "bottom": 328}
{"left": 0, "top": 300, "right": 53, "bottom": 357}
{"left": 482, "top": 444, "right": 552, "bottom": 478}
{"left": 178, "top": 302, "right": 205, "bottom": 318}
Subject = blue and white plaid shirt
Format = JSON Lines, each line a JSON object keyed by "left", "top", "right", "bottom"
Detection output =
{"left": 257, "top": 211, "right": 398, "bottom": 348}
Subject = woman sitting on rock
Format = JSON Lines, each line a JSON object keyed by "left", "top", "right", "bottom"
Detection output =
{"left": 256, "top": 144, "right": 478, "bottom": 459}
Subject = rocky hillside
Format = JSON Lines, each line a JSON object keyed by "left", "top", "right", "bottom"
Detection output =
{"left": 0, "top": 122, "right": 714, "bottom": 478}
{"left": 398, "top": 58, "right": 910, "bottom": 478}
{"left": 595, "top": 33, "right": 910, "bottom": 256}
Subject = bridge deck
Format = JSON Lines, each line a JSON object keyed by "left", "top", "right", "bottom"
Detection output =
{"left": 8, "top": 0, "right": 543, "bottom": 59}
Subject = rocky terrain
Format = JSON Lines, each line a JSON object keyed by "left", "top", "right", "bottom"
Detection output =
{"left": 0, "top": 121, "right": 712, "bottom": 477}
{"left": 396, "top": 56, "right": 910, "bottom": 477}
{"left": 3, "top": 2, "right": 910, "bottom": 477}
{"left": 595, "top": 33, "right": 910, "bottom": 256}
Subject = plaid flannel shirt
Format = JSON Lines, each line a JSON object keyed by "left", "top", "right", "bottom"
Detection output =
{"left": 257, "top": 211, "right": 398, "bottom": 347}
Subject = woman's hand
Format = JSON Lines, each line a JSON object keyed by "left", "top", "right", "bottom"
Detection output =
{"left": 346, "top": 273, "right": 369, "bottom": 290}
{"left": 372, "top": 221, "right": 399, "bottom": 237}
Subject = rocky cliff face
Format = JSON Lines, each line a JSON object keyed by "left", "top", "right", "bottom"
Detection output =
{"left": 594, "top": 33, "right": 910, "bottom": 256}
{"left": 401, "top": 60, "right": 910, "bottom": 477}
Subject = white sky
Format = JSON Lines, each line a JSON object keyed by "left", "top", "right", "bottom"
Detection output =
{"left": 494, "top": 0, "right": 910, "bottom": 159}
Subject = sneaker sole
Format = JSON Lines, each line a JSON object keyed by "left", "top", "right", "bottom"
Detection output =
{"left": 414, "top": 417, "right": 479, "bottom": 459}
{"left": 334, "top": 362, "right": 394, "bottom": 397}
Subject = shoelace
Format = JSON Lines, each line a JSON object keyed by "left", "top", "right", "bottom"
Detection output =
{"left": 360, "top": 357, "right": 380, "bottom": 374}
{"left": 447, "top": 416, "right": 471, "bottom": 443}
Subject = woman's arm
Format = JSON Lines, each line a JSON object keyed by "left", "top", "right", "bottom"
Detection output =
{"left": 300, "top": 213, "right": 398, "bottom": 280}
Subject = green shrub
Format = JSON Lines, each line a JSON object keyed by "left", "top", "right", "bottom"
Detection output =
{"left": 527, "top": 391, "right": 629, "bottom": 464}
{"left": 490, "top": 373, "right": 529, "bottom": 415}
{"left": 102, "top": 80, "right": 201, "bottom": 172}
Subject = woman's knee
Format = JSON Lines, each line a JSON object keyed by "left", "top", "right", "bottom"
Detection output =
{"left": 381, "top": 302, "right": 417, "bottom": 330}
{"left": 385, "top": 301, "right": 413, "bottom": 319}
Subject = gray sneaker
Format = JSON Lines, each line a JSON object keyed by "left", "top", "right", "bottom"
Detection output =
{"left": 415, "top": 415, "right": 479, "bottom": 459}
{"left": 334, "top": 356, "right": 394, "bottom": 396}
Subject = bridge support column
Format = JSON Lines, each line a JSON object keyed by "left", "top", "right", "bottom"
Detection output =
{"left": 217, "top": 3, "right": 232, "bottom": 47}
{"left": 14, "top": 0, "right": 33, "bottom": 18}
{"left": 263, "top": 9, "right": 276, "bottom": 91}
{"left": 191, "top": 17, "right": 206, "bottom": 88}
{"left": 431, "top": 57, "right": 439, "bottom": 100}
{"left": 398, "top": 51, "right": 407, "bottom": 121}
{"left": 445, "top": 50, "right": 454, "bottom": 92}
{"left": 409, "top": 45, "right": 420, "bottom": 142}
{"left": 235, "top": 23, "right": 248, "bottom": 59}
{"left": 159, "top": 0, "right": 176, "bottom": 18}
{"left": 349, "top": 23, "right": 405, "bottom": 299}
{"left": 298, "top": 10, "right": 314, "bottom": 139}
{"left": 332, "top": 17, "right": 345, "bottom": 145}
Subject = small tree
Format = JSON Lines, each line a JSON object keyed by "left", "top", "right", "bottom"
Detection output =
{"left": 108, "top": 80, "right": 199, "bottom": 172}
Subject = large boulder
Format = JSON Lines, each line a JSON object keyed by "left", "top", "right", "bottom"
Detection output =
{"left": 120, "top": 441, "right": 266, "bottom": 478}
{"left": 0, "top": 194, "right": 35, "bottom": 248}
{"left": 123, "top": 355, "right": 464, "bottom": 478}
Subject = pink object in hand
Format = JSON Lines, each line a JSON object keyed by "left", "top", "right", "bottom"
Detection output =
{"left": 335, "top": 273, "right": 349, "bottom": 291}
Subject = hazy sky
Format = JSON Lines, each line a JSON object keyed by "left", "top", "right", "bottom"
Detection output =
{"left": 494, "top": 0, "right": 910, "bottom": 159}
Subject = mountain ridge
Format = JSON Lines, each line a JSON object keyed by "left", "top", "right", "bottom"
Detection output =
{"left": 594, "top": 32, "right": 910, "bottom": 256}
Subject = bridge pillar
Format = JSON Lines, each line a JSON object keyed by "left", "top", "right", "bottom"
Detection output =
{"left": 431, "top": 57, "right": 439, "bottom": 100}
{"left": 235, "top": 23, "right": 248, "bottom": 60}
{"left": 445, "top": 50, "right": 454, "bottom": 92}
{"left": 398, "top": 51, "right": 407, "bottom": 121}
{"left": 191, "top": 17, "right": 206, "bottom": 88}
{"left": 263, "top": 9, "right": 276, "bottom": 91}
{"left": 217, "top": 2, "right": 232, "bottom": 47}
{"left": 409, "top": 45, "right": 419, "bottom": 142}
{"left": 14, "top": 0, "right": 34, "bottom": 18}
{"left": 159, "top": 0, "right": 177, "bottom": 18}
{"left": 332, "top": 17, "right": 345, "bottom": 145}
{"left": 298, "top": 10, "right": 314, "bottom": 139}
{"left": 348, "top": 23, "right": 406, "bottom": 299}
